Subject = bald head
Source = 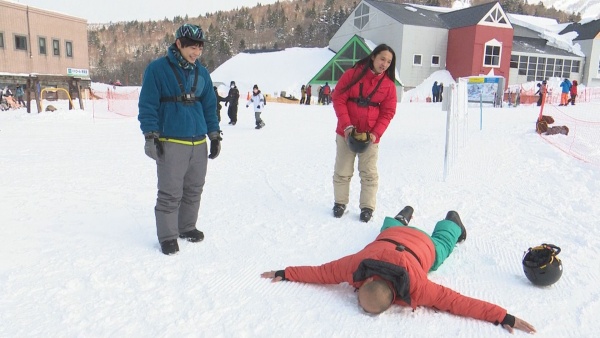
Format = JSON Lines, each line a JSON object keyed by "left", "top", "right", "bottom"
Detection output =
{"left": 358, "top": 279, "right": 393, "bottom": 314}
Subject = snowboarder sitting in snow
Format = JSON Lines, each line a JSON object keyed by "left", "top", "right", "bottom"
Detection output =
{"left": 536, "top": 115, "right": 569, "bottom": 136}
{"left": 246, "top": 84, "right": 266, "bottom": 129}
{"left": 261, "top": 207, "right": 536, "bottom": 334}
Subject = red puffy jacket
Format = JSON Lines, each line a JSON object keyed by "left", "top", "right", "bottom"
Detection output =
{"left": 570, "top": 80, "right": 578, "bottom": 95}
{"left": 332, "top": 65, "right": 397, "bottom": 143}
{"left": 284, "top": 226, "right": 507, "bottom": 324}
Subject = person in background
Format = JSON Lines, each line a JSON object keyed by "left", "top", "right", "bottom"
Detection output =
{"left": 438, "top": 82, "right": 444, "bottom": 102}
{"left": 225, "top": 80, "right": 240, "bottom": 125}
{"left": 536, "top": 80, "right": 548, "bottom": 107}
{"left": 261, "top": 207, "right": 536, "bottom": 335}
{"left": 305, "top": 85, "right": 312, "bottom": 105}
{"left": 138, "top": 23, "right": 221, "bottom": 255}
{"left": 299, "top": 84, "right": 306, "bottom": 105}
{"left": 322, "top": 82, "right": 331, "bottom": 105}
{"left": 559, "top": 78, "right": 571, "bottom": 106}
{"left": 431, "top": 81, "right": 439, "bottom": 102}
{"left": 214, "top": 86, "right": 228, "bottom": 122}
{"left": 330, "top": 44, "right": 398, "bottom": 222}
{"left": 246, "top": 84, "right": 267, "bottom": 129}
{"left": 15, "top": 85, "right": 25, "bottom": 107}
{"left": 568, "top": 80, "right": 578, "bottom": 105}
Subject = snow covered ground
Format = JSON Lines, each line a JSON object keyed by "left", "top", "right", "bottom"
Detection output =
{"left": 1, "top": 92, "right": 599, "bottom": 336}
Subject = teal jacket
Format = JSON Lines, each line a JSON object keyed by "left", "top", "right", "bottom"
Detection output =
{"left": 138, "top": 48, "right": 218, "bottom": 138}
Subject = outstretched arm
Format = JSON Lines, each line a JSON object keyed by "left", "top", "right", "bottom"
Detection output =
{"left": 261, "top": 254, "right": 358, "bottom": 285}
{"left": 420, "top": 281, "right": 535, "bottom": 334}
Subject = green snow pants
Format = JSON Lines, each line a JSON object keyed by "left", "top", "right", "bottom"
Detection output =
{"left": 380, "top": 216, "right": 462, "bottom": 271}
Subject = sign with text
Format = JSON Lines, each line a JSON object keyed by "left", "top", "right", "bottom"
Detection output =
{"left": 467, "top": 76, "right": 503, "bottom": 103}
{"left": 67, "top": 68, "right": 89, "bottom": 77}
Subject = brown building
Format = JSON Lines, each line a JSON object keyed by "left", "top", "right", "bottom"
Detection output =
{"left": 0, "top": 0, "right": 89, "bottom": 77}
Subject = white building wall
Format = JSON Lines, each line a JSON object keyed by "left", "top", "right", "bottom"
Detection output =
{"left": 330, "top": 2, "right": 404, "bottom": 57}
{"left": 399, "top": 25, "right": 448, "bottom": 88}
{"left": 579, "top": 39, "right": 600, "bottom": 87}
{"left": 329, "top": 1, "right": 450, "bottom": 89}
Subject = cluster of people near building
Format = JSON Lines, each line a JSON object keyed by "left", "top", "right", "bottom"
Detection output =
{"left": 0, "top": 85, "right": 26, "bottom": 111}
{"left": 431, "top": 81, "right": 444, "bottom": 102}
{"left": 535, "top": 78, "right": 578, "bottom": 107}
{"left": 299, "top": 82, "right": 332, "bottom": 105}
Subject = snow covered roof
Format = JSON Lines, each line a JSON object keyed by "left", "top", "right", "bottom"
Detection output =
{"left": 560, "top": 19, "right": 600, "bottom": 41}
{"left": 512, "top": 37, "right": 582, "bottom": 57}
{"left": 438, "top": 1, "right": 498, "bottom": 29}
{"left": 363, "top": 0, "right": 448, "bottom": 28}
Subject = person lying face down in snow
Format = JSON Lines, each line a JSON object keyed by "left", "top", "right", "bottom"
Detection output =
{"left": 261, "top": 206, "right": 536, "bottom": 335}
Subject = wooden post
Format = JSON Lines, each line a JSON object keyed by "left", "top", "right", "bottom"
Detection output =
{"left": 76, "top": 79, "right": 84, "bottom": 110}
{"left": 26, "top": 78, "right": 32, "bottom": 114}
{"left": 68, "top": 78, "right": 74, "bottom": 110}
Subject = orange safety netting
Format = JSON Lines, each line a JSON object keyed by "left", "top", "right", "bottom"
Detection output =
{"left": 508, "top": 86, "right": 600, "bottom": 106}
{"left": 537, "top": 102, "right": 600, "bottom": 166}
{"left": 92, "top": 88, "right": 140, "bottom": 117}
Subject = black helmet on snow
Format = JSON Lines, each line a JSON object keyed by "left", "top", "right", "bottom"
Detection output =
{"left": 347, "top": 129, "right": 371, "bottom": 153}
{"left": 522, "top": 244, "right": 562, "bottom": 286}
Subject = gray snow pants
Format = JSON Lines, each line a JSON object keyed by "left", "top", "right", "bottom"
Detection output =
{"left": 154, "top": 140, "right": 208, "bottom": 242}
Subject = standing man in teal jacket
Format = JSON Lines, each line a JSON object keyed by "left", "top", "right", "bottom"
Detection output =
{"left": 138, "top": 23, "right": 221, "bottom": 255}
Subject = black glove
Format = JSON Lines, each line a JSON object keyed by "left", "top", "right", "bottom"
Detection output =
{"left": 208, "top": 131, "right": 223, "bottom": 159}
{"left": 144, "top": 132, "right": 162, "bottom": 160}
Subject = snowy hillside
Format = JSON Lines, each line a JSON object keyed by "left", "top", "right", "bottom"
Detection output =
{"left": 527, "top": 0, "right": 600, "bottom": 20}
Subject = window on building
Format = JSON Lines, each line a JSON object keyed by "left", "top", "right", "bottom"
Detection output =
{"left": 39, "top": 37, "right": 46, "bottom": 55}
{"left": 510, "top": 55, "right": 518, "bottom": 68}
{"left": 52, "top": 39, "right": 60, "bottom": 56}
{"left": 431, "top": 55, "right": 440, "bottom": 67}
{"left": 66, "top": 41, "right": 73, "bottom": 57}
{"left": 413, "top": 54, "right": 422, "bottom": 66}
{"left": 353, "top": 4, "right": 370, "bottom": 29}
{"left": 484, "top": 7, "right": 508, "bottom": 25}
{"left": 483, "top": 41, "right": 501, "bottom": 67}
{"left": 15, "top": 35, "right": 27, "bottom": 51}
{"left": 572, "top": 60, "right": 580, "bottom": 73}
{"left": 0, "top": 32, "right": 4, "bottom": 48}
{"left": 518, "top": 55, "right": 527, "bottom": 75}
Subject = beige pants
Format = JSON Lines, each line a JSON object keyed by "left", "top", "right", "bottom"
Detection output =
{"left": 333, "top": 134, "right": 379, "bottom": 210}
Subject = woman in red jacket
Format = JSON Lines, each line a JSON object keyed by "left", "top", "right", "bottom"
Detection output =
{"left": 331, "top": 44, "right": 398, "bottom": 222}
{"left": 261, "top": 207, "right": 536, "bottom": 334}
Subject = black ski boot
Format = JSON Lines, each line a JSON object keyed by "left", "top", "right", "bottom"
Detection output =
{"left": 394, "top": 206, "right": 414, "bottom": 225}
{"left": 360, "top": 208, "right": 373, "bottom": 223}
{"left": 160, "top": 239, "right": 179, "bottom": 255}
{"left": 333, "top": 203, "right": 346, "bottom": 218}
{"left": 445, "top": 211, "right": 467, "bottom": 243}
{"left": 179, "top": 229, "right": 205, "bottom": 243}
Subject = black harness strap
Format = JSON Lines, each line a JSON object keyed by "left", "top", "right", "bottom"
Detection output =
{"left": 160, "top": 57, "right": 200, "bottom": 103}
{"left": 377, "top": 238, "right": 422, "bottom": 266}
{"left": 348, "top": 75, "right": 386, "bottom": 107}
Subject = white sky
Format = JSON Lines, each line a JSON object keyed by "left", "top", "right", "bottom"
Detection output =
{"left": 10, "top": 0, "right": 283, "bottom": 23}
{"left": 1, "top": 47, "right": 600, "bottom": 336}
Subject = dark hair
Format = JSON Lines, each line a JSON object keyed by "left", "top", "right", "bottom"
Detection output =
{"left": 178, "top": 36, "right": 204, "bottom": 48}
{"left": 339, "top": 44, "right": 396, "bottom": 94}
